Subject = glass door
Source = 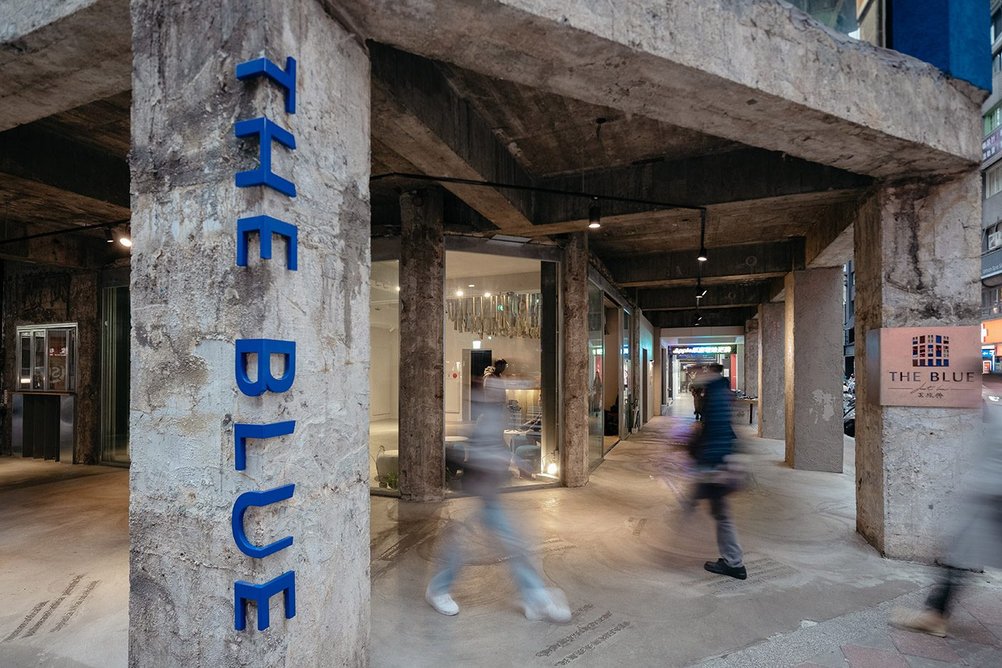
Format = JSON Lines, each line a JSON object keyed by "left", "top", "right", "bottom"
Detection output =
{"left": 587, "top": 283, "right": 604, "bottom": 468}
{"left": 100, "top": 286, "right": 131, "bottom": 464}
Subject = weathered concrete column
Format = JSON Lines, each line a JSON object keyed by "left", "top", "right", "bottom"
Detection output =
{"left": 784, "top": 268, "right": 844, "bottom": 472}
{"left": 398, "top": 189, "right": 445, "bottom": 501}
{"left": 855, "top": 174, "right": 982, "bottom": 561}
{"left": 129, "top": 1, "right": 370, "bottom": 664}
{"left": 562, "top": 233, "right": 589, "bottom": 487}
{"left": 757, "top": 302, "right": 786, "bottom": 440}
{"left": 744, "top": 317, "right": 760, "bottom": 399}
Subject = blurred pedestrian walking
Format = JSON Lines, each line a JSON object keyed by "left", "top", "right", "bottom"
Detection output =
{"left": 426, "top": 360, "right": 571, "bottom": 622}
{"left": 686, "top": 363, "right": 747, "bottom": 580}
{"left": 890, "top": 400, "right": 1002, "bottom": 637}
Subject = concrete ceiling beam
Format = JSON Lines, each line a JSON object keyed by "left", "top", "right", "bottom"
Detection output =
{"left": 637, "top": 280, "right": 779, "bottom": 312}
{"left": 341, "top": 0, "right": 982, "bottom": 178}
{"left": 608, "top": 239, "right": 804, "bottom": 289}
{"left": 0, "top": 223, "right": 114, "bottom": 269}
{"left": 646, "top": 306, "right": 759, "bottom": 330}
{"left": 370, "top": 44, "right": 535, "bottom": 231}
{"left": 0, "top": 124, "right": 130, "bottom": 210}
{"left": 1, "top": 0, "right": 131, "bottom": 132}
{"left": 535, "top": 148, "right": 871, "bottom": 225}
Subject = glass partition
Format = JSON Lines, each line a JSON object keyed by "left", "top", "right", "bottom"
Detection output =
{"left": 587, "top": 283, "right": 604, "bottom": 468}
{"left": 101, "top": 287, "right": 131, "bottom": 464}
{"left": 623, "top": 310, "right": 632, "bottom": 434}
{"left": 369, "top": 260, "right": 401, "bottom": 491}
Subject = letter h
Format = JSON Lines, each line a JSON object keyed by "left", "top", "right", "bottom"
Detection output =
{"left": 234, "top": 117, "right": 297, "bottom": 197}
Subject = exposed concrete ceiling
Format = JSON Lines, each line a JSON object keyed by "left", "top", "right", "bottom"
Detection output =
{"left": 437, "top": 63, "right": 740, "bottom": 178}
{"left": 0, "top": 32, "right": 866, "bottom": 323}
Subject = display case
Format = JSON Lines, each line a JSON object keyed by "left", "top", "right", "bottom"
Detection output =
{"left": 13, "top": 323, "right": 78, "bottom": 462}
{"left": 17, "top": 324, "right": 77, "bottom": 392}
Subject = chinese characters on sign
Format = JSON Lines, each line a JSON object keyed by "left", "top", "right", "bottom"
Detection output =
{"left": 230, "top": 55, "right": 300, "bottom": 632}
{"left": 867, "top": 327, "right": 981, "bottom": 408}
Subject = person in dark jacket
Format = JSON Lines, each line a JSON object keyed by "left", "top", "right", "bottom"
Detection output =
{"left": 689, "top": 363, "right": 747, "bottom": 580}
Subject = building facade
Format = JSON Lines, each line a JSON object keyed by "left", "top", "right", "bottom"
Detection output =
{"left": 0, "top": 0, "right": 989, "bottom": 664}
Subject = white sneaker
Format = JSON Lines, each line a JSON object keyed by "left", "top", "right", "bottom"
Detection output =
{"left": 425, "top": 587, "right": 459, "bottom": 616}
{"left": 524, "top": 588, "right": 571, "bottom": 623}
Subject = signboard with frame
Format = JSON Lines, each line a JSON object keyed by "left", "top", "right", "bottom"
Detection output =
{"left": 866, "top": 327, "right": 981, "bottom": 407}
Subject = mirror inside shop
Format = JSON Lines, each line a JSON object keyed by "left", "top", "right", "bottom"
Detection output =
{"left": 368, "top": 251, "right": 558, "bottom": 493}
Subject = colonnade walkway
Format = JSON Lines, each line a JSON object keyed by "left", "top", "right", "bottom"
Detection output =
{"left": 1, "top": 410, "right": 1000, "bottom": 666}
{"left": 371, "top": 412, "right": 1002, "bottom": 667}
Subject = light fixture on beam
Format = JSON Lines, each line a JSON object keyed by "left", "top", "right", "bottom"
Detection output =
{"left": 697, "top": 209, "right": 708, "bottom": 262}
{"left": 588, "top": 198, "right": 601, "bottom": 229}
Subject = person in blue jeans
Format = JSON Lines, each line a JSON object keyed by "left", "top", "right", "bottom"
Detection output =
{"left": 426, "top": 366, "right": 571, "bottom": 622}
{"left": 688, "top": 363, "right": 747, "bottom": 580}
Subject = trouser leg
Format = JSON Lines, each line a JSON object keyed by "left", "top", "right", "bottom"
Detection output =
{"left": 427, "top": 523, "right": 463, "bottom": 595}
{"left": 709, "top": 493, "right": 744, "bottom": 568}
{"left": 480, "top": 494, "right": 547, "bottom": 604}
{"left": 926, "top": 567, "right": 963, "bottom": 616}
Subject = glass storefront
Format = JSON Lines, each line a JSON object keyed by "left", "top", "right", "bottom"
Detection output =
{"left": 622, "top": 309, "right": 632, "bottom": 433}
{"left": 444, "top": 250, "right": 557, "bottom": 490}
{"left": 367, "top": 248, "right": 562, "bottom": 493}
{"left": 369, "top": 260, "right": 400, "bottom": 491}
{"left": 587, "top": 282, "right": 604, "bottom": 469}
{"left": 100, "top": 286, "right": 131, "bottom": 465}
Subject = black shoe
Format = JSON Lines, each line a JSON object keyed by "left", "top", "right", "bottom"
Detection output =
{"left": 704, "top": 558, "right": 747, "bottom": 580}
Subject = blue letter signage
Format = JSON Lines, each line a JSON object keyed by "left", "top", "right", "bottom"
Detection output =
{"left": 231, "top": 54, "right": 300, "bottom": 632}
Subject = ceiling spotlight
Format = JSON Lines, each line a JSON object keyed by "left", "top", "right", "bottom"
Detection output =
{"left": 468, "top": 284, "right": 475, "bottom": 288}
{"left": 455, "top": 289, "right": 464, "bottom": 297}
{"left": 395, "top": 286, "right": 401, "bottom": 292}
{"left": 484, "top": 291, "right": 492, "bottom": 297}
{"left": 588, "top": 198, "right": 601, "bottom": 229}
{"left": 104, "top": 228, "right": 114, "bottom": 244}
{"left": 697, "top": 248, "right": 708, "bottom": 262}
{"left": 119, "top": 235, "right": 133, "bottom": 248}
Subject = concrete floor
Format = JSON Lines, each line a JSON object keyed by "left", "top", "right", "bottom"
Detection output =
{"left": 2, "top": 406, "right": 1000, "bottom": 667}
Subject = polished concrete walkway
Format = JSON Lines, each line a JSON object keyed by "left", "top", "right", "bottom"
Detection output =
{"left": 1, "top": 408, "right": 1000, "bottom": 666}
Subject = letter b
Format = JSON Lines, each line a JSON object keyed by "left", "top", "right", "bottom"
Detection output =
{"left": 235, "top": 339, "right": 296, "bottom": 397}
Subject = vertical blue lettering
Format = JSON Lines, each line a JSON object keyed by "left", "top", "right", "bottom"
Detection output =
{"left": 234, "top": 117, "right": 297, "bottom": 197}
{"left": 234, "top": 339, "right": 296, "bottom": 397}
{"left": 231, "top": 485, "right": 296, "bottom": 558}
{"left": 236, "top": 56, "right": 297, "bottom": 114}
{"left": 233, "top": 421, "right": 296, "bottom": 471}
{"left": 236, "top": 215, "right": 298, "bottom": 270}
{"left": 234, "top": 571, "right": 296, "bottom": 631}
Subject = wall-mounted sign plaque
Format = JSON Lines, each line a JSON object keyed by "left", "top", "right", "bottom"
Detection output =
{"left": 867, "top": 327, "right": 981, "bottom": 408}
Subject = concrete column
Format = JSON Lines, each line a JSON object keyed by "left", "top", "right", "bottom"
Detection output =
{"left": 562, "top": 233, "right": 589, "bottom": 487}
{"left": 397, "top": 189, "right": 445, "bottom": 501}
{"left": 744, "top": 317, "right": 760, "bottom": 399}
{"left": 129, "top": 1, "right": 370, "bottom": 665}
{"left": 855, "top": 174, "right": 982, "bottom": 561}
{"left": 784, "top": 268, "right": 844, "bottom": 472}
{"left": 757, "top": 302, "right": 785, "bottom": 440}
